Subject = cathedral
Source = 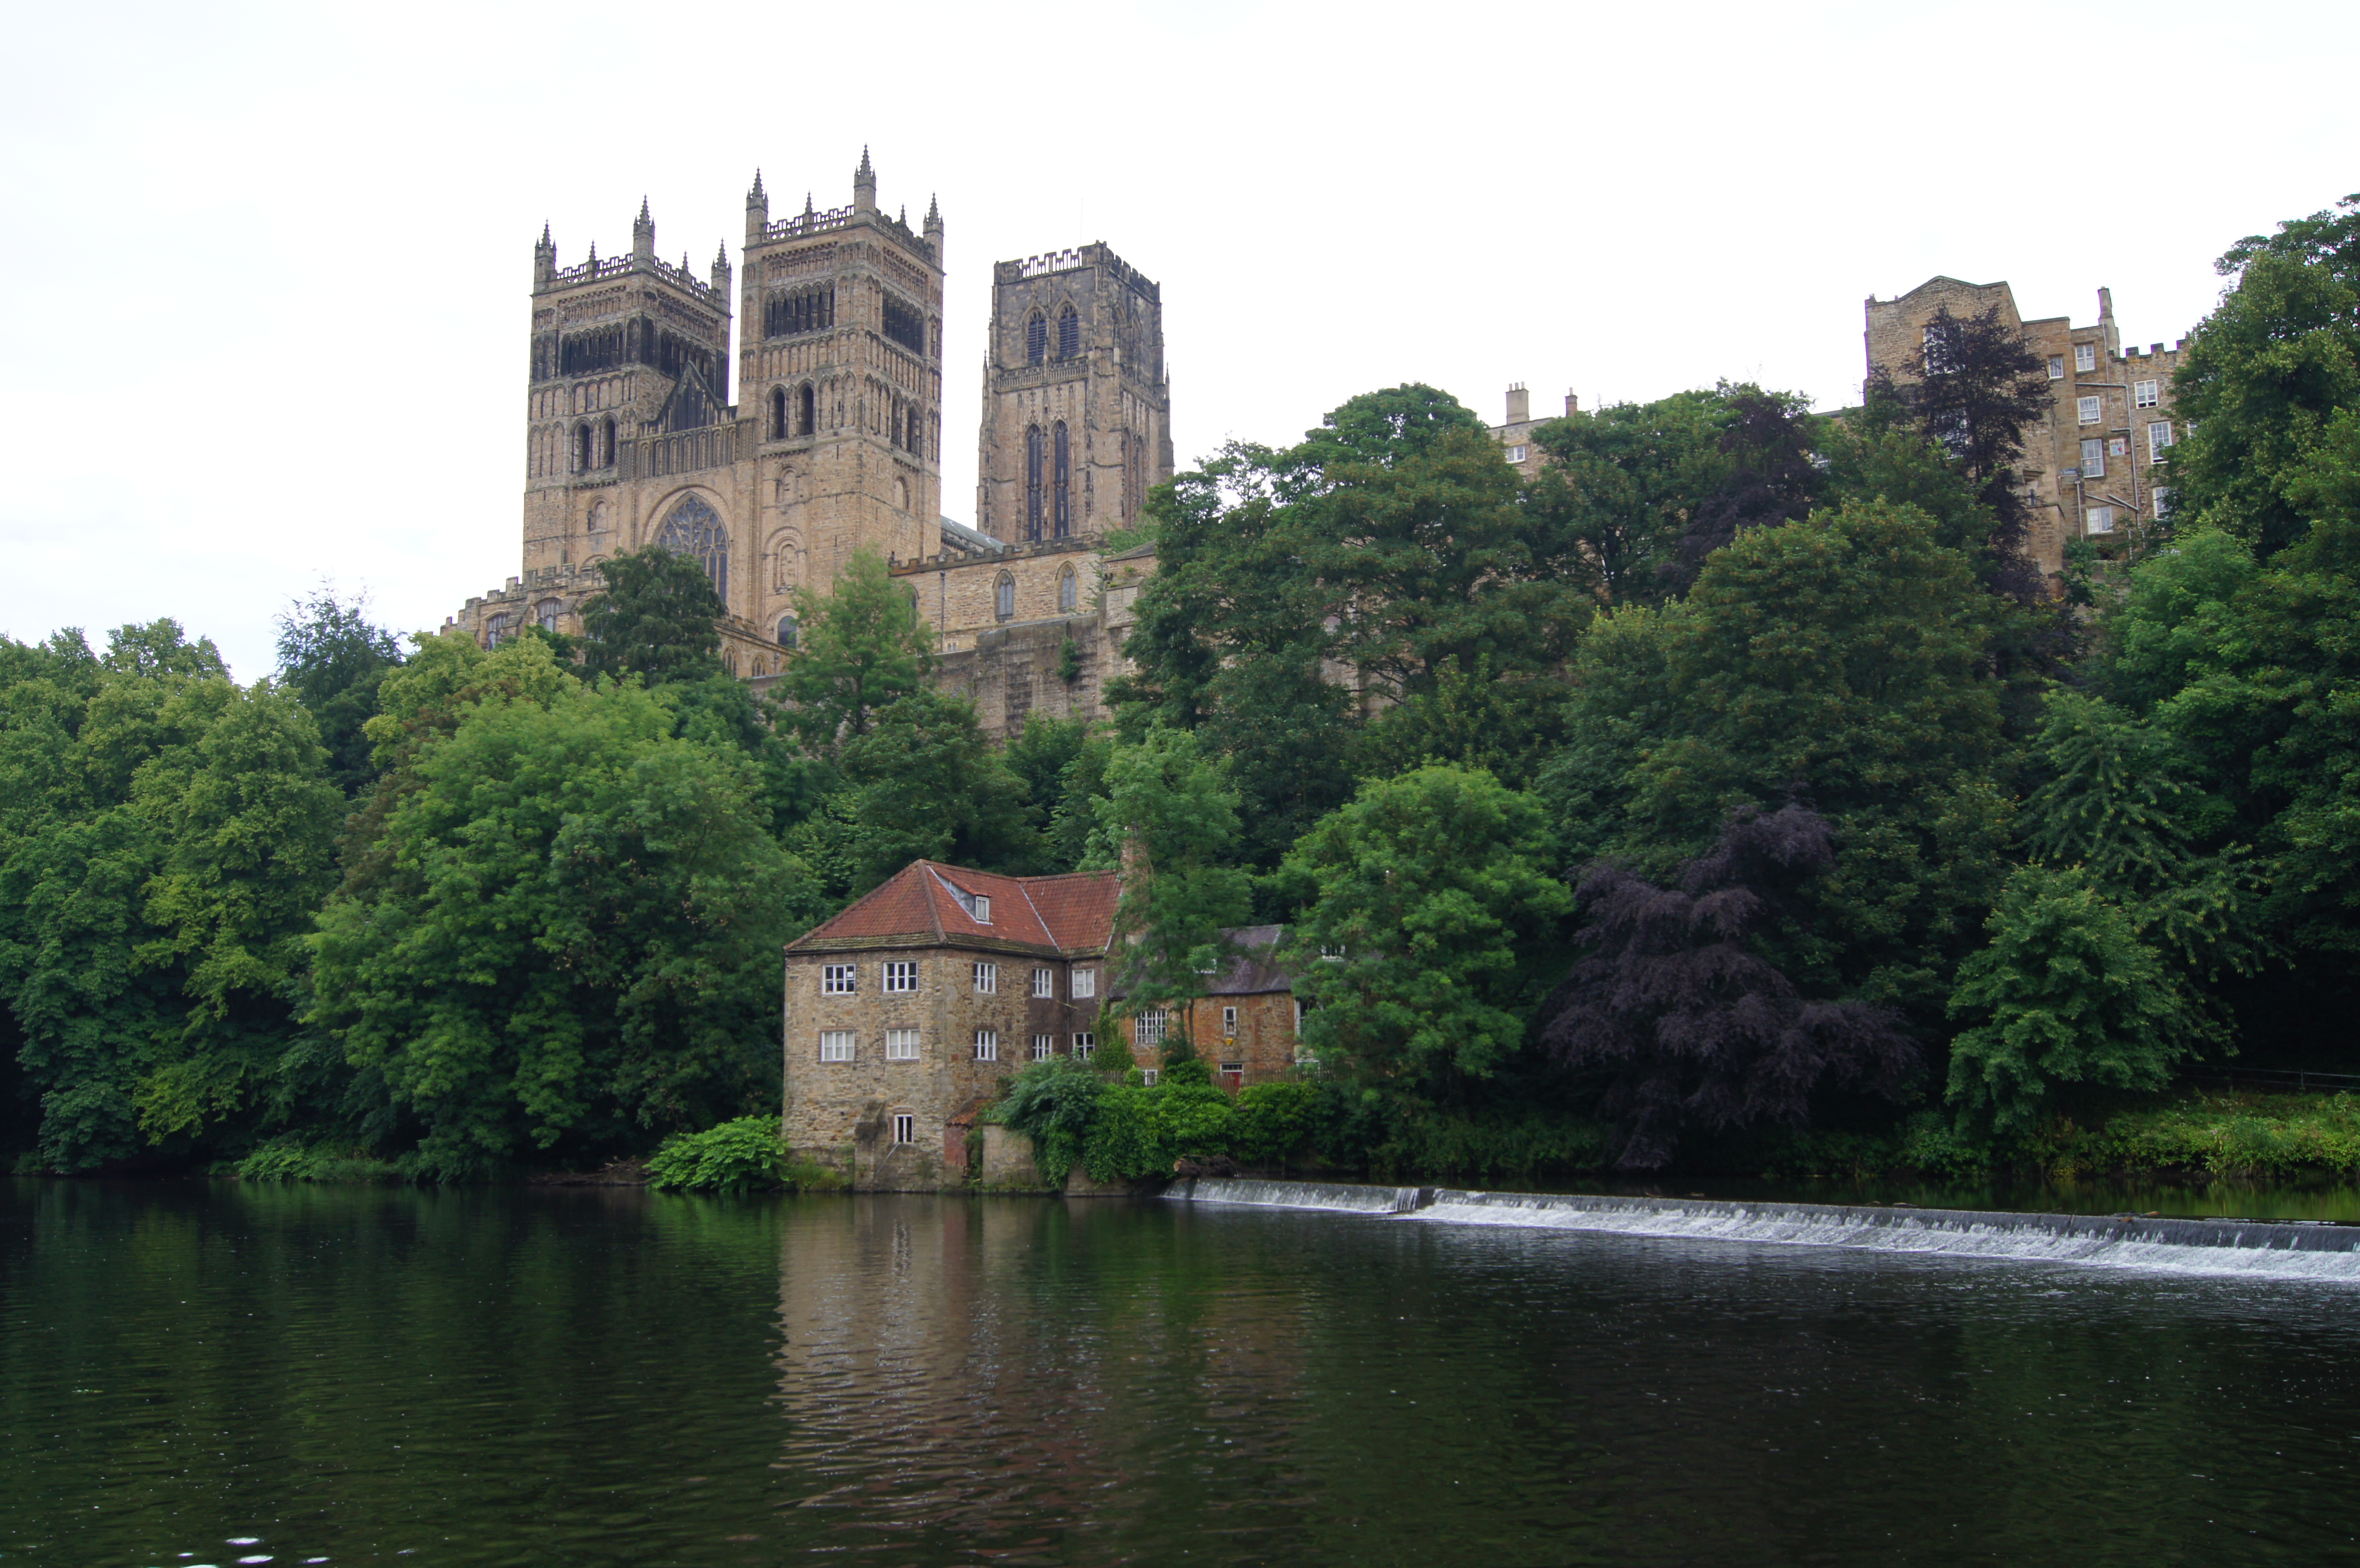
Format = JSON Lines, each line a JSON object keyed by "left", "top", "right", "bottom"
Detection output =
{"left": 446, "top": 152, "right": 1172, "bottom": 735}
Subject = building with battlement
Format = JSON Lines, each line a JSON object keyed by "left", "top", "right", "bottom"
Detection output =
{"left": 1865, "top": 277, "right": 2187, "bottom": 577}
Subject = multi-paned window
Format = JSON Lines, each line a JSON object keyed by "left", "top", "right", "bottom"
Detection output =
{"left": 819, "top": 1030, "right": 856, "bottom": 1062}
{"left": 822, "top": 964, "right": 856, "bottom": 994}
{"left": 2077, "top": 396, "right": 2102, "bottom": 426}
{"left": 974, "top": 1029, "right": 998, "bottom": 1062}
{"left": 1031, "top": 1034, "right": 1053, "bottom": 1061}
{"left": 1222, "top": 1005, "right": 1238, "bottom": 1038}
{"left": 1133, "top": 1009, "right": 1167, "bottom": 1046}
{"left": 1141, "top": 1069, "right": 1161, "bottom": 1087}
{"left": 2086, "top": 506, "right": 2115, "bottom": 535}
{"left": 2075, "top": 343, "right": 2097, "bottom": 372}
{"left": 973, "top": 962, "right": 997, "bottom": 994}
{"left": 2080, "top": 437, "right": 2106, "bottom": 478}
{"left": 1506, "top": 444, "right": 1528, "bottom": 462}
{"left": 2148, "top": 421, "right": 2173, "bottom": 459}
{"left": 2134, "top": 379, "right": 2160, "bottom": 409}
{"left": 1072, "top": 968, "right": 1097, "bottom": 1000}
{"left": 892, "top": 1113, "right": 915, "bottom": 1145}
{"left": 1219, "top": 1061, "right": 1244, "bottom": 1079}
{"left": 2153, "top": 486, "right": 2175, "bottom": 518}
{"left": 885, "top": 1029, "right": 920, "bottom": 1061}
{"left": 1032, "top": 967, "right": 1054, "bottom": 999}
{"left": 2047, "top": 356, "right": 2065, "bottom": 380}
{"left": 1072, "top": 1032, "right": 1096, "bottom": 1061}
{"left": 883, "top": 961, "right": 917, "bottom": 993}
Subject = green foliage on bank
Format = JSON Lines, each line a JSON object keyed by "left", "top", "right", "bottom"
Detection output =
{"left": 645, "top": 1115, "right": 844, "bottom": 1194}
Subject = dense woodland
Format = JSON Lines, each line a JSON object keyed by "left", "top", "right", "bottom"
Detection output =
{"left": 6, "top": 196, "right": 2359, "bottom": 1184}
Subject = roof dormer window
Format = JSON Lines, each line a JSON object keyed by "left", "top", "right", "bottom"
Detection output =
{"left": 937, "top": 871, "right": 992, "bottom": 923}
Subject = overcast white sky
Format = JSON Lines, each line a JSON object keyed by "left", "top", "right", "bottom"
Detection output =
{"left": 3, "top": 0, "right": 2352, "bottom": 678}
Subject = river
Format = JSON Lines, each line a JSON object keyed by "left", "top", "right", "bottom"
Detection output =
{"left": 4, "top": 1178, "right": 2357, "bottom": 1566}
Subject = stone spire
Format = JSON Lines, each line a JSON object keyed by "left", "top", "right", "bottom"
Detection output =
{"left": 746, "top": 169, "right": 770, "bottom": 243}
{"left": 923, "top": 193, "right": 943, "bottom": 262}
{"left": 711, "top": 238, "right": 731, "bottom": 294}
{"left": 632, "top": 198, "right": 655, "bottom": 264}
{"left": 853, "top": 146, "right": 876, "bottom": 214}
{"left": 534, "top": 221, "right": 555, "bottom": 289}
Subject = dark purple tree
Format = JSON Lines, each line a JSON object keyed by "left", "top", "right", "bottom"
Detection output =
{"left": 1660, "top": 387, "right": 1823, "bottom": 593}
{"left": 1538, "top": 806, "right": 1919, "bottom": 1169}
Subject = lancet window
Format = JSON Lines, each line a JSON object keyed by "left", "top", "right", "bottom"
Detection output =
{"left": 1025, "top": 425, "right": 1044, "bottom": 540}
{"left": 1057, "top": 306, "right": 1079, "bottom": 360}
{"left": 1026, "top": 311, "right": 1046, "bottom": 365}
{"left": 1053, "top": 421, "right": 1070, "bottom": 537}
{"left": 764, "top": 287, "right": 836, "bottom": 340}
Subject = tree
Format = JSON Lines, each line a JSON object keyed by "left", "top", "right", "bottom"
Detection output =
{"left": 275, "top": 588, "right": 405, "bottom": 796}
{"left": 1662, "top": 387, "right": 1825, "bottom": 594}
{"left": 311, "top": 639, "right": 814, "bottom": 1176}
{"left": 1538, "top": 806, "right": 1918, "bottom": 1168}
{"left": 1080, "top": 727, "right": 1254, "bottom": 1054}
{"left": 1883, "top": 304, "right": 2055, "bottom": 599}
{"left": 794, "top": 687, "right": 1033, "bottom": 898}
{"left": 1279, "top": 766, "right": 1572, "bottom": 1105}
{"left": 1522, "top": 388, "right": 1739, "bottom": 606}
{"left": 2166, "top": 200, "right": 2360, "bottom": 559}
{"left": 1945, "top": 864, "right": 2185, "bottom": 1136}
{"left": 0, "top": 624, "right": 343, "bottom": 1170}
{"left": 775, "top": 547, "right": 933, "bottom": 748}
{"left": 579, "top": 546, "right": 728, "bottom": 687}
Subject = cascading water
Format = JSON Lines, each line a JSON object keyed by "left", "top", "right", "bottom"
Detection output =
{"left": 1169, "top": 1180, "right": 2360, "bottom": 1281}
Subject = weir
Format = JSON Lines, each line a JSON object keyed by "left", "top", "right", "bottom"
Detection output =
{"left": 1166, "top": 1179, "right": 2360, "bottom": 1282}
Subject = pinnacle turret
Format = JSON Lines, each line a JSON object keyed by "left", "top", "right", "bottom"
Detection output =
{"left": 853, "top": 147, "right": 876, "bottom": 213}
{"left": 749, "top": 168, "right": 765, "bottom": 201}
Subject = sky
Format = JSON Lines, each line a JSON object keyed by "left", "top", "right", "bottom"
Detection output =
{"left": 2, "top": 0, "right": 2353, "bottom": 679}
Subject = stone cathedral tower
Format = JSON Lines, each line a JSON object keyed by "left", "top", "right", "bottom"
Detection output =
{"left": 454, "top": 152, "right": 945, "bottom": 677}
{"left": 974, "top": 244, "right": 1173, "bottom": 544}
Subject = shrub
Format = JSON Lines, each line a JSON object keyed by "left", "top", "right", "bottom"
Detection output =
{"left": 645, "top": 1115, "right": 840, "bottom": 1193}
{"left": 993, "top": 1057, "right": 1108, "bottom": 1185}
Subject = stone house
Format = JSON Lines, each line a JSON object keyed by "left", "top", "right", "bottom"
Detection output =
{"left": 1121, "top": 925, "right": 1307, "bottom": 1091}
{"left": 782, "top": 860, "right": 1120, "bottom": 1189}
{"left": 1864, "top": 276, "right": 2188, "bottom": 579}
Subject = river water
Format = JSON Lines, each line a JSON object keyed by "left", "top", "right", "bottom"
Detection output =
{"left": 4, "top": 1179, "right": 2357, "bottom": 1567}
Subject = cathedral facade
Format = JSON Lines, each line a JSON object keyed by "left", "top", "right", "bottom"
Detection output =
{"left": 449, "top": 154, "right": 1171, "bottom": 727}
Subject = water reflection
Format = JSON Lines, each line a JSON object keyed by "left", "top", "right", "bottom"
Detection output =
{"left": 5, "top": 1180, "right": 2360, "bottom": 1567}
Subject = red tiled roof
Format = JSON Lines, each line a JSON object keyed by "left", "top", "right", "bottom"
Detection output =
{"left": 787, "top": 860, "right": 1119, "bottom": 956}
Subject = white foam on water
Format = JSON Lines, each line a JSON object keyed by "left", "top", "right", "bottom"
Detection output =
{"left": 1169, "top": 1177, "right": 1424, "bottom": 1214}
{"left": 1411, "top": 1193, "right": 2360, "bottom": 1283}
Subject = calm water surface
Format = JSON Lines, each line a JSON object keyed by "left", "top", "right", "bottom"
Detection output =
{"left": 3, "top": 1179, "right": 2357, "bottom": 1567}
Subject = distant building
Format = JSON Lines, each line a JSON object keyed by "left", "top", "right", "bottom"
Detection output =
{"left": 1864, "top": 277, "right": 2186, "bottom": 577}
{"left": 1489, "top": 382, "right": 1579, "bottom": 480}
{"left": 781, "top": 860, "right": 1305, "bottom": 1189}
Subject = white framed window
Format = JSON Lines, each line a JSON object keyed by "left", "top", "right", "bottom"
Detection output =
{"left": 1032, "top": 967, "right": 1054, "bottom": 999}
{"left": 1072, "top": 1031, "right": 1095, "bottom": 1061}
{"left": 892, "top": 1113, "right": 915, "bottom": 1145}
{"left": 1319, "top": 944, "right": 1345, "bottom": 962}
{"left": 1071, "top": 968, "right": 1096, "bottom": 1000}
{"left": 1222, "top": 1005, "right": 1238, "bottom": 1038}
{"left": 1506, "top": 444, "right": 1528, "bottom": 463}
{"left": 1030, "top": 1034, "right": 1053, "bottom": 1061}
{"left": 2134, "top": 379, "right": 2160, "bottom": 409}
{"left": 2077, "top": 396, "right": 2102, "bottom": 425}
{"left": 973, "top": 895, "right": 990, "bottom": 923}
{"left": 973, "top": 962, "right": 996, "bottom": 994}
{"left": 819, "top": 1030, "right": 856, "bottom": 1062}
{"left": 882, "top": 960, "right": 917, "bottom": 993}
{"left": 1293, "top": 999, "right": 1304, "bottom": 1033}
{"left": 2081, "top": 438, "right": 2106, "bottom": 478}
{"left": 2047, "top": 356, "right": 2065, "bottom": 380}
{"left": 822, "top": 964, "right": 856, "bottom": 995}
{"left": 2153, "top": 486, "right": 2175, "bottom": 517}
{"left": 1219, "top": 1061, "right": 1244, "bottom": 1078}
{"left": 1133, "top": 1009, "right": 1167, "bottom": 1046}
{"left": 2109, "top": 437, "right": 2127, "bottom": 457}
{"left": 942, "top": 877, "right": 993, "bottom": 923}
{"left": 885, "top": 1028, "right": 920, "bottom": 1061}
{"left": 2087, "top": 506, "right": 2115, "bottom": 535}
{"left": 974, "top": 1029, "right": 998, "bottom": 1062}
{"left": 2148, "top": 421, "right": 2173, "bottom": 458}
{"left": 2075, "top": 343, "right": 2097, "bottom": 372}
{"left": 1141, "top": 1068, "right": 1160, "bottom": 1087}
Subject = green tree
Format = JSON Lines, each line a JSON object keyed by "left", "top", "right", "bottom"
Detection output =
{"left": 1522, "top": 388, "right": 1738, "bottom": 606}
{"left": 1279, "top": 765, "right": 1572, "bottom": 1104}
{"left": 776, "top": 547, "right": 934, "bottom": 747}
{"left": 274, "top": 588, "right": 406, "bottom": 796}
{"left": 579, "top": 546, "right": 728, "bottom": 687}
{"left": 794, "top": 687, "right": 1033, "bottom": 897}
{"left": 1081, "top": 726, "right": 1254, "bottom": 1054}
{"left": 310, "top": 638, "right": 815, "bottom": 1177}
{"left": 1946, "top": 864, "right": 2186, "bottom": 1136}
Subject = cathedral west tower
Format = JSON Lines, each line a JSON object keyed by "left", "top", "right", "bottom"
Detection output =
{"left": 975, "top": 244, "right": 1172, "bottom": 544}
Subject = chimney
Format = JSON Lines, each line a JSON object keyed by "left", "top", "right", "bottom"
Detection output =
{"left": 1505, "top": 382, "right": 1529, "bottom": 425}
{"left": 1564, "top": 389, "right": 1581, "bottom": 417}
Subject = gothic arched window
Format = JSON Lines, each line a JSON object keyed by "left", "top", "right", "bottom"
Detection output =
{"left": 798, "top": 383, "right": 815, "bottom": 436}
{"left": 776, "top": 615, "right": 799, "bottom": 649}
{"left": 535, "top": 599, "right": 562, "bottom": 633}
{"left": 1059, "top": 567, "right": 1077, "bottom": 614}
{"left": 771, "top": 387, "right": 787, "bottom": 439}
{"left": 1026, "top": 312, "right": 1046, "bottom": 365}
{"left": 1053, "top": 421, "right": 1070, "bottom": 537}
{"left": 656, "top": 492, "right": 729, "bottom": 603}
{"left": 484, "top": 611, "right": 513, "bottom": 648}
{"left": 1024, "top": 425, "right": 1044, "bottom": 541}
{"left": 1057, "top": 306, "right": 1079, "bottom": 360}
{"left": 574, "top": 424, "right": 592, "bottom": 472}
{"left": 907, "top": 408, "right": 922, "bottom": 454}
{"left": 995, "top": 572, "right": 1016, "bottom": 622}
{"left": 601, "top": 418, "right": 616, "bottom": 466}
